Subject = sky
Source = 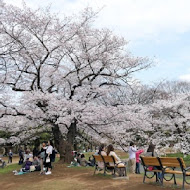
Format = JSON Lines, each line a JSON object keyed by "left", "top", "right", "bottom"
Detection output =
{"left": 7, "top": 0, "right": 190, "bottom": 84}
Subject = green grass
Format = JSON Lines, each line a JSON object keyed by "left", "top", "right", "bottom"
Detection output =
{"left": 120, "top": 154, "right": 129, "bottom": 160}
{"left": 68, "top": 165, "right": 94, "bottom": 171}
{"left": 0, "top": 156, "right": 59, "bottom": 175}
{"left": 0, "top": 163, "right": 20, "bottom": 174}
{"left": 84, "top": 152, "right": 94, "bottom": 160}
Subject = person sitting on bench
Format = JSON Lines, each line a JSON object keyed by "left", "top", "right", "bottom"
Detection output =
{"left": 107, "top": 144, "right": 125, "bottom": 176}
{"left": 97, "top": 144, "right": 107, "bottom": 169}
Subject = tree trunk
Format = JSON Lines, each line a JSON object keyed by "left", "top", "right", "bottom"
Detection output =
{"left": 65, "top": 118, "right": 77, "bottom": 163}
{"left": 52, "top": 120, "right": 77, "bottom": 163}
{"left": 52, "top": 124, "right": 66, "bottom": 162}
{"left": 34, "top": 138, "right": 40, "bottom": 150}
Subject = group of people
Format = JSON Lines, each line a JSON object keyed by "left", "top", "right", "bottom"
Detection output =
{"left": 128, "top": 142, "right": 144, "bottom": 174}
{"left": 129, "top": 141, "right": 158, "bottom": 175}
{"left": 15, "top": 140, "right": 55, "bottom": 175}
{"left": 71, "top": 152, "right": 94, "bottom": 167}
{"left": 95, "top": 144, "right": 126, "bottom": 176}
{"left": 6, "top": 140, "right": 157, "bottom": 177}
{"left": 95, "top": 142, "right": 156, "bottom": 176}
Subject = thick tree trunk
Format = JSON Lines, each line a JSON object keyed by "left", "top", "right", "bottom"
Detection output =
{"left": 52, "top": 119, "right": 77, "bottom": 163}
{"left": 34, "top": 138, "right": 40, "bottom": 150}
{"left": 65, "top": 118, "right": 77, "bottom": 163}
{"left": 52, "top": 124, "right": 66, "bottom": 162}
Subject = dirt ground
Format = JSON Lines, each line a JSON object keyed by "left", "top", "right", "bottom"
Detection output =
{"left": 1, "top": 161, "right": 189, "bottom": 190}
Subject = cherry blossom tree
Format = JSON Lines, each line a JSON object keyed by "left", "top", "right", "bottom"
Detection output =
{"left": 0, "top": 1, "right": 152, "bottom": 162}
{"left": 146, "top": 94, "right": 190, "bottom": 154}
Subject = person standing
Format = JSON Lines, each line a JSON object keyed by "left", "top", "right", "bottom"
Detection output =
{"left": 146, "top": 142, "right": 155, "bottom": 157}
{"left": 45, "top": 140, "right": 53, "bottom": 175}
{"left": 33, "top": 147, "right": 39, "bottom": 157}
{"left": 135, "top": 149, "right": 144, "bottom": 174}
{"left": 39, "top": 141, "right": 47, "bottom": 174}
{"left": 8, "top": 149, "right": 13, "bottom": 164}
{"left": 18, "top": 148, "right": 24, "bottom": 165}
{"left": 128, "top": 142, "right": 137, "bottom": 174}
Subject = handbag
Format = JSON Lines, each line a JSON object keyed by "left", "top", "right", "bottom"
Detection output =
{"left": 30, "top": 165, "right": 35, "bottom": 172}
{"left": 46, "top": 157, "right": 50, "bottom": 163}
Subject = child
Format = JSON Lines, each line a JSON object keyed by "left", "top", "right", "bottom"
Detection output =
{"left": 135, "top": 149, "right": 144, "bottom": 174}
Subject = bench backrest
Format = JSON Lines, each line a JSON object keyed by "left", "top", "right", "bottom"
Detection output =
{"left": 159, "top": 157, "right": 186, "bottom": 169}
{"left": 93, "top": 155, "right": 104, "bottom": 162}
{"left": 102, "top": 156, "right": 115, "bottom": 164}
{"left": 141, "top": 157, "right": 161, "bottom": 167}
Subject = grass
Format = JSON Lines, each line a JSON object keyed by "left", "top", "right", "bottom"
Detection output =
{"left": 0, "top": 156, "right": 60, "bottom": 175}
{"left": 0, "top": 163, "right": 20, "bottom": 175}
{"left": 84, "top": 152, "right": 94, "bottom": 160}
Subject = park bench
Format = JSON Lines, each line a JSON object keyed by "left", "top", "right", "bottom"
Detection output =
{"left": 141, "top": 156, "right": 190, "bottom": 190}
{"left": 93, "top": 155, "right": 127, "bottom": 177}
{"left": 140, "top": 157, "right": 162, "bottom": 183}
{"left": 158, "top": 157, "right": 190, "bottom": 190}
{"left": 93, "top": 155, "right": 105, "bottom": 175}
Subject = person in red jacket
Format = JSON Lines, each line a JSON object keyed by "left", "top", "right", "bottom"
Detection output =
{"left": 135, "top": 149, "right": 144, "bottom": 174}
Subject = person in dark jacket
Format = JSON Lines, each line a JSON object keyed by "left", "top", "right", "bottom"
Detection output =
{"left": 33, "top": 147, "right": 39, "bottom": 157}
{"left": 22, "top": 158, "right": 32, "bottom": 172}
{"left": 8, "top": 150, "right": 13, "bottom": 163}
{"left": 18, "top": 148, "right": 24, "bottom": 165}
{"left": 147, "top": 142, "right": 155, "bottom": 157}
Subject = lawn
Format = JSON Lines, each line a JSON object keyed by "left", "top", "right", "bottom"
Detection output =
{"left": 0, "top": 163, "right": 20, "bottom": 175}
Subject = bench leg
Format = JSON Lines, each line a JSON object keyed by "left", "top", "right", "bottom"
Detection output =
{"left": 182, "top": 174, "right": 185, "bottom": 190}
{"left": 143, "top": 171, "right": 146, "bottom": 183}
{"left": 124, "top": 167, "right": 127, "bottom": 176}
{"left": 155, "top": 172, "right": 158, "bottom": 182}
{"left": 113, "top": 167, "right": 116, "bottom": 178}
{"left": 104, "top": 165, "right": 106, "bottom": 176}
{"left": 173, "top": 174, "right": 177, "bottom": 185}
{"left": 160, "top": 172, "right": 164, "bottom": 186}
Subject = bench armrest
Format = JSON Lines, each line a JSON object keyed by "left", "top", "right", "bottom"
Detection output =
{"left": 185, "top": 167, "right": 190, "bottom": 171}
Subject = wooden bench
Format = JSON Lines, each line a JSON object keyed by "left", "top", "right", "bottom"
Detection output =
{"left": 140, "top": 157, "right": 162, "bottom": 183}
{"left": 141, "top": 156, "right": 190, "bottom": 190}
{"left": 93, "top": 155, "right": 127, "bottom": 177}
{"left": 93, "top": 155, "right": 105, "bottom": 175}
{"left": 158, "top": 157, "right": 190, "bottom": 190}
{"left": 102, "top": 155, "right": 127, "bottom": 177}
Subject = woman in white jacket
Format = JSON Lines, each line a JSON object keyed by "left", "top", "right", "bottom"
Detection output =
{"left": 45, "top": 140, "right": 53, "bottom": 175}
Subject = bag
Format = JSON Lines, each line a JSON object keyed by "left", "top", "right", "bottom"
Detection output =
{"left": 30, "top": 165, "right": 35, "bottom": 172}
{"left": 46, "top": 157, "right": 50, "bottom": 163}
